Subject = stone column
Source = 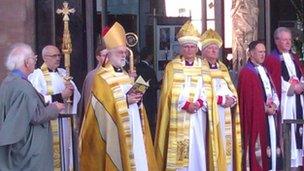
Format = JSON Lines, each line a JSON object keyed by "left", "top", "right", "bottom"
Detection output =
{"left": 232, "top": 0, "right": 259, "bottom": 71}
{"left": 0, "top": 0, "right": 35, "bottom": 81}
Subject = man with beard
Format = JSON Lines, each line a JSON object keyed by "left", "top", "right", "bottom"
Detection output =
{"left": 79, "top": 22, "right": 157, "bottom": 171}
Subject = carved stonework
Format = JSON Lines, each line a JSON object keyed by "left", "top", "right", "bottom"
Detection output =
{"left": 232, "top": 0, "right": 259, "bottom": 71}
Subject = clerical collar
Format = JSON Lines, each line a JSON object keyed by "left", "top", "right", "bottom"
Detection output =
{"left": 208, "top": 62, "right": 217, "bottom": 69}
{"left": 48, "top": 68, "right": 58, "bottom": 72}
{"left": 185, "top": 60, "right": 194, "bottom": 66}
{"left": 113, "top": 66, "right": 123, "bottom": 72}
{"left": 11, "top": 69, "right": 28, "bottom": 80}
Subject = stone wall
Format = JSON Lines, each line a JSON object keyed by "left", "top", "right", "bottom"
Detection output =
{"left": 0, "top": 0, "right": 35, "bottom": 81}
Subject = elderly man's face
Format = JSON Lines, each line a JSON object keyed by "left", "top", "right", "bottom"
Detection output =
{"left": 108, "top": 46, "right": 128, "bottom": 68}
{"left": 250, "top": 43, "right": 266, "bottom": 65}
{"left": 180, "top": 43, "right": 198, "bottom": 60}
{"left": 26, "top": 52, "right": 38, "bottom": 74}
{"left": 275, "top": 31, "right": 292, "bottom": 53}
{"left": 43, "top": 46, "right": 61, "bottom": 70}
{"left": 203, "top": 43, "right": 219, "bottom": 61}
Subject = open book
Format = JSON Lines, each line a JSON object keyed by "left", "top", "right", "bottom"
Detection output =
{"left": 127, "top": 76, "right": 150, "bottom": 95}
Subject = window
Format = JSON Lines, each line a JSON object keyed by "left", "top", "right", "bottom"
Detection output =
{"left": 165, "top": 0, "right": 202, "bottom": 33}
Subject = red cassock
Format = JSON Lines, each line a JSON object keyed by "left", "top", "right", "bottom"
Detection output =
{"left": 238, "top": 62, "right": 279, "bottom": 171}
{"left": 263, "top": 55, "right": 282, "bottom": 99}
{"left": 264, "top": 52, "right": 304, "bottom": 148}
{"left": 264, "top": 51, "right": 303, "bottom": 100}
{"left": 263, "top": 51, "right": 304, "bottom": 168}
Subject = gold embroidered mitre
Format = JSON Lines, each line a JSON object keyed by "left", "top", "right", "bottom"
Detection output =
{"left": 176, "top": 20, "right": 200, "bottom": 45}
{"left": 201, "top": 29, "right": 223, "bottom": 48}
{"left": 103, "top": 22, "right": 126, "bottom": 49}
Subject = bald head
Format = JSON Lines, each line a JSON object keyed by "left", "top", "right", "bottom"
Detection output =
{"left": 42, "top": 45, "right": 62, "bottom": 71}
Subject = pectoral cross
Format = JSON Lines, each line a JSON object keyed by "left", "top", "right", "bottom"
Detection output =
{"left": 56, "top": 1, "right": 75, "bottom": 22}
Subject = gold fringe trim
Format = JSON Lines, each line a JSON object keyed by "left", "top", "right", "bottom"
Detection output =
{"left": 40, "top": 63, "right": 60, "bottom": 170}
{"left": 202, "top": 59, "right": 242, "bottom": 171}
{"left": 99, "top": 64, "right": 137, "bottom": 170}
{"left": 41, "top": 63, "right": 54, "bottom": 95}
{"left": 166, "top": 56, "right": 204, "bottom": 169}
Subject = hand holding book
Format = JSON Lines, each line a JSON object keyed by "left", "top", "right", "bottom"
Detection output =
{"left": 127, "top": 76, "right": 150, "bottom": 95}
{"left": 126, "top": 76, "right": 150, "bottom": 105}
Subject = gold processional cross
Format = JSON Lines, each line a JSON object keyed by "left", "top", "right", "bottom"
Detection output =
{"left": 56, "top": 1, "right": 75, "bottom": 111}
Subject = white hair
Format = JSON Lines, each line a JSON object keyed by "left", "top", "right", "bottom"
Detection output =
{"left": 274, "top": 27, "right": 292, "bottom": 40}
{"left": 5, "top": 43, "right": 33, "bottom": 71}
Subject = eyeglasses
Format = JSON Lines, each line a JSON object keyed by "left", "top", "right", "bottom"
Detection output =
{"left": 30, "top": 55, "right": 38, "bottom": 62}
{"left": 45, "top": 54, "right": 62, "bottom": 58}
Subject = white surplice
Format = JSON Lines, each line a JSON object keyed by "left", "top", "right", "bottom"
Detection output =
{"left": 177, "top": 76, "right": 207, "bottom": 171}
{"left": 256, "top": 65, "right": 280, "bottom": 171}
{"left": 119, "top": 72, "right": 149, "bottom": 171}
{"left": 211, "top": 67, "right": 235, "bottom": 171}
{"left": 280, "top": 53, "right": 304, "bottom": 167}
{"left": 28, "top": 68, "right": 81, "bottom": 171}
